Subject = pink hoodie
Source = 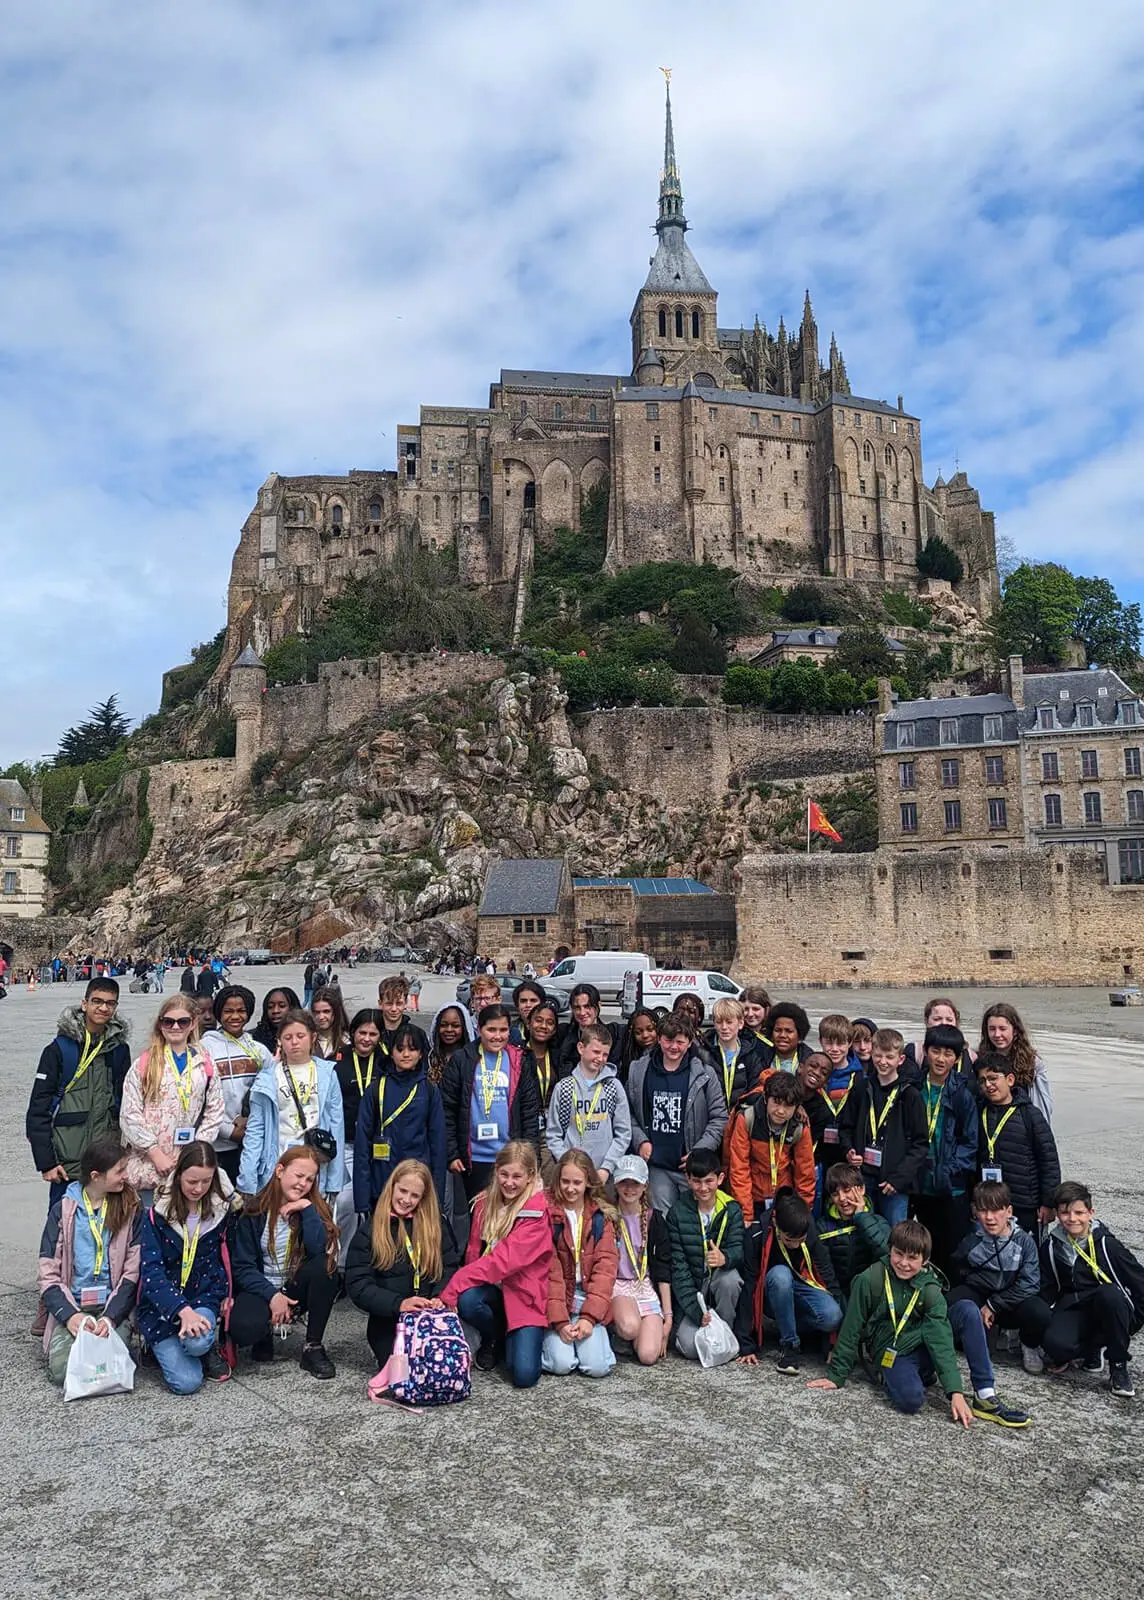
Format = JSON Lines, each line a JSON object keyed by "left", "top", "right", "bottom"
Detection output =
{"left": 440, "top": 1188, "right": 553, "bottom": 1331}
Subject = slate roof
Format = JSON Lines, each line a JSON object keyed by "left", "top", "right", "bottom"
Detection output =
{"left": 642, "top": 226, "right": 714, "bottom": 294}
{"left": 1016, "top": 669, "right": 1141, "bottom": 731}
{"left": 479, "top": 859, "right": 566, "bottom": 917}
{"left": 233, "top": 645, "right": 263, "bottom": 668}
{"left": 574, "top": 876, "right": 714, "bottom": 896}
{"left": 499, "top": 370, "right": 621, "bottom": 392}
{"left": 885, "top": 692, "right": 1014, "bottom": 722}
{"left": 0, "top": 779, "right": 49, "bottom": 833}
{"left": 757, "top": 628, "right": 906, "bottom": 656}
{"left": 614, "top": 385, "right": 913, "bottom": 419}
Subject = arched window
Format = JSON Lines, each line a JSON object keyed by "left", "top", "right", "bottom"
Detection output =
{"left": 368, "top": 500, "right": 381, "bottom": 523}
{"left": 331, "top": 504, "right": 343, "bottom": 526}
{"left": 479, "top": 495, "right": 490, "bottom": 518}
{"left": 675, "top": 307, "right": 684, "bottom": 339}
{"left": 433, "top": 496, "right": 441, "bottom": 521}
{"left": 691, "top": 308, "right": 700, "bottom": 339}
{"left": 884, "top": 446, "right": 893, "bottom": 466}
{"left": 658, "top": 308, "right": 667, "bottom": 338}
{"left": 589, "top": 404, "right": 597, "bottom": 423}
{"left": 863, "top": 441, "right": 873, "bottom": 462}
{"left": 554, "top": 403, "right": 563, "bottom": 420}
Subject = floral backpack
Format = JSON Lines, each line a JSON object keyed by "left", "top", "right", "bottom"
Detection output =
{"left": 367, "top": 1309, "right": 471, "bottom": 1410}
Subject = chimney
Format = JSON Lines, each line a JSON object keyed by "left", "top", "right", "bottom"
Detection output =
{"left": 1007, "top": 655, "right": 1025, "bottom": 710}
{"left": 877, "top": 676, "right": 893, "bottom": 715}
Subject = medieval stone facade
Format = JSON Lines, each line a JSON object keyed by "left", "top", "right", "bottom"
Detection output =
{"left": 221, "top": 85, "right": 999, "bottom": 668}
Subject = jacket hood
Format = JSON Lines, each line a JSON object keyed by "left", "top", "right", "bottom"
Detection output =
{"left": 57, "top": 1006, "right": 131, "bottom": 1048}
{"left": 64, "top": 1180, "right": 86, "bottom": 1205}
{"left": 571, "top": 1060, "right": 619, "bottom": 1090}
{"left": 152, "top": 1166, "right": 241, "bottom": 1235}
{"left": 1046, "top": 1218, "right": 1106, "bottom": 1249}
{"left": 430, "top": 1003, "right": 477, "bottom": 1045}
{"left": 633, "top": 1044, "right": 704, "bottom": 1078}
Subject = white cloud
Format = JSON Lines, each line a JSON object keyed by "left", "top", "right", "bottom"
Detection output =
{"left": 2, "top": 0, "right": 1144, "bottom": 759}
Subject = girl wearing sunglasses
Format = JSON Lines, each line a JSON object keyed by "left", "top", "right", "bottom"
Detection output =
{"left": 120, "top": 998, "right": 224, "bottom": 1207}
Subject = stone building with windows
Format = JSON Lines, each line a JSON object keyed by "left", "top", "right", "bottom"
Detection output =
{"left": 0, "top": 780, "right": 51, "bottom": 918}
{"left": 219, "top": 83, "right": 999, "bottom": 671}
{"left": 876, "top": 658, "right": 1144, "bottom": 882}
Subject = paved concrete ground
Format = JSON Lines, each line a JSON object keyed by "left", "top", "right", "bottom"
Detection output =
{"left": 2, "top": 966, "right": 1142, "bottom": 1600}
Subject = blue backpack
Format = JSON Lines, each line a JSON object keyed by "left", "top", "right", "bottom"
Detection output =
{"left": 367, "top": 1309, "right": 471, "bottom": 1409}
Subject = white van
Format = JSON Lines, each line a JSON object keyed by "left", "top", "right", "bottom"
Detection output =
{"left": 546, "top": 951, "right": 652, "bottom": 1006}
{"left": 634, "top": 969, "right": 743, "bottom": 1015}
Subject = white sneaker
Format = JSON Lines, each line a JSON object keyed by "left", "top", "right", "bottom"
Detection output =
{"left": 1022, "top": 1344, "right": 1045, "bottom": 1374}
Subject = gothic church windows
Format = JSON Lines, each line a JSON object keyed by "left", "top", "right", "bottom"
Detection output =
{"left": 658, "top": 308, "right": 667, "bottom": 338}
{"left": 368, "top": 501, "right": 381, "bottom": 525}
{"left": 554, "top": 403, "right": 563, "bottom": 420}
{"left": 863, "top": 441, "right": 873, "bottom": 463}
{"left": 692, "top": 309, "right": 700, "bottom": 338}
{"left": 330, "top": 504, "right": 344, "bottom": 527}
{"left": 676, "top": 308, "right": 684, "bottom": 338}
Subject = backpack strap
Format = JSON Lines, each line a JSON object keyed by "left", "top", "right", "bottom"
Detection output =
{"left": 49, "top": 1036, "right": 82, "bottom": 1118}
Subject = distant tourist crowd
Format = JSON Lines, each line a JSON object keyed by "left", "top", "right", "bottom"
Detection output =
{"left": 25, "top": 970, "right": 1142, "bottom": 1420}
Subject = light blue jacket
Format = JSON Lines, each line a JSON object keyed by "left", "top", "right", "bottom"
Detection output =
{"left": 238, "top": 1059, "right": 345, "bottom": 1197}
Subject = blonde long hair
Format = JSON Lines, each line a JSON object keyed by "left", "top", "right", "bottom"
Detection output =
{"left": 142, "top": 996, "right": 205, "bottom": 1103}
{"left": 371, "top": 1160, "right": 444, "bottom": 1282}
{"left": 479, "top": 1140, "right": 540, "bottom": 1247}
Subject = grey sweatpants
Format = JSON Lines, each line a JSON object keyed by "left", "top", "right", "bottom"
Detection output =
{"left": 674, "top": 1268, "right": 743, "bottom": 1360}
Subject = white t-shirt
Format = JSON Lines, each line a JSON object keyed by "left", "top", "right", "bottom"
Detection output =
{"left": 277, "top": 1061, "right": 319, "bottom": 1152}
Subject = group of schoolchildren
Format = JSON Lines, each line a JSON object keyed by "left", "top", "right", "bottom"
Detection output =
{"left": 26, "top": 971, "right": 1144, "bottom": 1425}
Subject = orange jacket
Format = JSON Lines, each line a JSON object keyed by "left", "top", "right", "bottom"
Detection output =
{"left": 546, "top": 1197, "right": 618, "bottom": 1326}
{"left": 727, "top": 1088, "right": 816, "bottom": 1224}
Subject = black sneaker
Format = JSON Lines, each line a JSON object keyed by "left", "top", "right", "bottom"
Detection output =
{"left": 1083, "top": 1348, "right": 1106, "bottom": 1374}
{"left": 299, "top": 1343, "right": 336, "bottom": 1380}
{"left": 474, "top": 1339, "right": 499, "bottom": 1372}
{"left": 971, "top": 1394, "right": 1030, "bottom": 1428}
{"left": 775, "top": 1342, "right": 802, "bottom": 1375}
{"left": 251, "top": 1335, "right": 275, "bottom": 1364}
{"left": 202, "top": 1346, "right": 230, "bottom": 1383}
{"left": 1109, "top": 1363, "right": 1135, "bottom": 1398}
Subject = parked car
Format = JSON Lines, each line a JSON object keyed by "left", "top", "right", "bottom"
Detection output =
{"left": 545, "top": 951, "right": 652, "bottom": 1007}
{"left": 455, "top": 973, "right": 571, "bottom": 1019}
{"left": 244, "top": 948, "right": 274, "bottom": 965}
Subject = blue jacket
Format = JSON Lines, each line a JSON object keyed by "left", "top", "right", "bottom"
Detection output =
{"left": 916, "top": 1070, "right": 979, "bottom": 1195}
{"left": 231, "top": 1205, "right": 331, "bottom": 1301}
{"left": 353, "top": 1064, "right": 447, "bottom": 1213}
{"left": 136, "top": 1182, "right": 238, "bottom": 1345}
{"left": 238, "top": 1059, "right": 345, "bottom": 1197}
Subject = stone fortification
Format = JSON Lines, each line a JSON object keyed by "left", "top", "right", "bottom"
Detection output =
{"left": 735, "top": 847, "right": 1144, "bottom": 986}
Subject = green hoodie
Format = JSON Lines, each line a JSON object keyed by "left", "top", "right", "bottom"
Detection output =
{"left": 827, "top": 1259, "right": 964, "bottom": 1395}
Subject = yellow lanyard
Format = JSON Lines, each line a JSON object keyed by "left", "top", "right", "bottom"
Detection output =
{"left": 226, "top": 1032, "right": 261, "bottom": 1062}
{"left": 923, "top": 1081, "right": 943, "bottom": 1144}
{"left": 478, "top": 1051, "right": 504, "bottom": 1118}
{"left": 699, "top": 1207, "right": 728, "bottom": 1254}
{"left": 720, "top": 1045, "right": 739, "bottom": 1105}
{"left": 778, "top": 1237, "right": 825, "bottom": 1290}
{"left": 619, "top": 1214, "right": 648, "bottom": 1279}
{"left": 768, "top": 1132, "right": 781, "bottom": 1192}
{"left": 68, "top": 1031, "right": 104, "bottom": 1095}
{"left": 535, "top": 1050, "right": 551, "bottom": 1100}
{"left": 1071, "top": 1234, "right": 1111, "bottom": 1285}
{"left": 819, "top": 1087, "right": 850, "bottom": 1121}
{"left": 818, "top": 1222, "right": 854, "bottom": 1240}
{"left": 400, "top": 1224, "right": 421, "bottom": 1291}
{"left": 982, "top": 1104, "right": 1017, "bottom": 1161}
{"left": 180, "top": 1217, "right": 202, "bottom": 1289}
{"left": 352, "top": 1052, "right": 375, "bottom": 1096}
{"left": 80, "top": 1189, "right": 108, "bottom": 1278}
{"left": 573, "top": 1079, "right": 606, "bottom": 1138}
{"left": 166, "top": 1045, "right": 195, "bottom": 1117}
{"left": 884, "top": 1269, "right": 921, "bottom": 1343}
{"left": 868, "top": 1087, "right": 899, "bottom": 1144}
{"left": 379, "top": 1078, "right": 419, "bottom": 1135}
{"left": 569, "top": 1210, "right": 585, "bottom": 1281}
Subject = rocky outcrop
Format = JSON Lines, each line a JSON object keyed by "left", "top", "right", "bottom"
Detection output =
{"left": 65, "top": 671, "right": 873, "bottom": 955}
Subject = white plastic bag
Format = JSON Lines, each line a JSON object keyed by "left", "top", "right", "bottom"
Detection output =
{"left": 63, "top": 1323, "right": 136, "bottom": 1402}
{"left": 693, "top": 1295, "right": 739, "bottom": 1369}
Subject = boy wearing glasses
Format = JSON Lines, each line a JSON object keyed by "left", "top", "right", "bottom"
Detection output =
{"left": 26, "top": 979, "right": 133, "bottom": 1206}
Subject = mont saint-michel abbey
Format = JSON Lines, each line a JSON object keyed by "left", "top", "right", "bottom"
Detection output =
{"left": 225, "top": 85, "right": 999, "bottom": 661}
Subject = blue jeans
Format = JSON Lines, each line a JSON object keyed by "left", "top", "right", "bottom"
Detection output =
{"left": 880, "top": 1346, "right": 935, "bottom": 1414}
{"left": 152, "top": 1306, "right": 217, "bottom": 1395}
{"left": 764, "top": 1265, "right": 842, "bottom": 1348}
{"left": 869, "top": 1187, "right": 909, "bottom": 1225}
{"left": 946, "top": 1295, "right": 994, "bottom": 1394}
{"left": 457, "top": 1285, "right": 543, "bottom": 1389}
{"left": 541, "top": 1322, "right": 615, "bottom": 1378}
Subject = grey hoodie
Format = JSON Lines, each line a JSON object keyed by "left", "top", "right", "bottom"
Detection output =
{"left": 545, "top": 1061, "right": 632, "bottom": 1174}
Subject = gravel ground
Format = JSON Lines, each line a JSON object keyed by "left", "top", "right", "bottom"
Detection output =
{"left": 2, "top": 967, "right": 1141, "bottom": 1600}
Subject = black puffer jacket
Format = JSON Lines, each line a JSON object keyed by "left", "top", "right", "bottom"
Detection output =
{"left": 977, "top": 1091, "right": 1060, "bottom": 1215}
{"left": 345, "top": 1214, "right": 460, "bottom": 1320}
{"left": 837, "top": 1075, "right": 928, "bottom": 1193}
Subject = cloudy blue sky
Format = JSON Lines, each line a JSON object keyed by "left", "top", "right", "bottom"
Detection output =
{"left": 3, "top": 0, "right": 1144, "bottom": 762}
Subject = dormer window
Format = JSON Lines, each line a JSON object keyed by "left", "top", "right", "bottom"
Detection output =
{"left": 897, "top": 723, "right": 916, "bottom": 748}
{"left": 9, "top": 807, "right": 24, "bottom": 823}
{"left": 1078, "top": 703, "right": 1096, "bottom": 727}
{"left": 1122, "top": 702, "right": 1138, "bottom": 725}
{"left": 940, "top": 718, "right": 959, "bottom": 745}
{"left": 984, "top": 714, "right": 1004, "bottom": 742}
{"left": 1038, "top": 706, "right": 1054, "bottom": 730}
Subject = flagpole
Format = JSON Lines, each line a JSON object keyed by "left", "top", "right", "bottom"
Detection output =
{"left": 806, "top": 798, "right": 811, "bottom": 855}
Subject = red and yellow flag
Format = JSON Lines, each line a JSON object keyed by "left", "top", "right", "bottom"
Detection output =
{"left": 808, "top": 801, "right": 842, "bottom": 844}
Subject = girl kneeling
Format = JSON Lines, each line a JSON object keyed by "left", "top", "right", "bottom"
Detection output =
{"left": 611, "top": 1153, "right": 673, "bottom": 1365}
{"left": 39, "top": 1136, "right": 140, "bottom": 1386}
{"left": 346, "top": 1159, "right": 459, "bottom": 1368}
{"left": 438, "top": 1140, "right": 552, "bottom": 1388}
{"left": 230, "top": 1147, "right": 341, "bottom": 1379}
{"left": 137, "top": 1141, "right": 240, "bottom": 1394}
{"left": 542, "top": 1150, "right": 618, "bottom": 1378}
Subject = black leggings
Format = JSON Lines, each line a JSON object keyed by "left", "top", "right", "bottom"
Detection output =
{"left": 367, "top": 1315, "right": 398, "bottom": 1370}
{"left": 229, "top": 1255, "right": 339, "bottom": 1347}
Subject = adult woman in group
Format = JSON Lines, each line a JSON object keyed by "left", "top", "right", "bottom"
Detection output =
{"left": 230, "top": 1146, "right": 341, "bottom": 1379}
{"left": 978, "top": 1003, "right": 1053, "bottom": 1123}
{"left": 120, "top": 997, "right": 224, "bottom": 1207}
{"left": 252, "top": 986, "right": 301, "bottom": 1053}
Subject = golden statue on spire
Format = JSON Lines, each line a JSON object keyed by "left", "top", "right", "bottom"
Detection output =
{"left": 660, "top": 67, "right": 672, "bottom": 84}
